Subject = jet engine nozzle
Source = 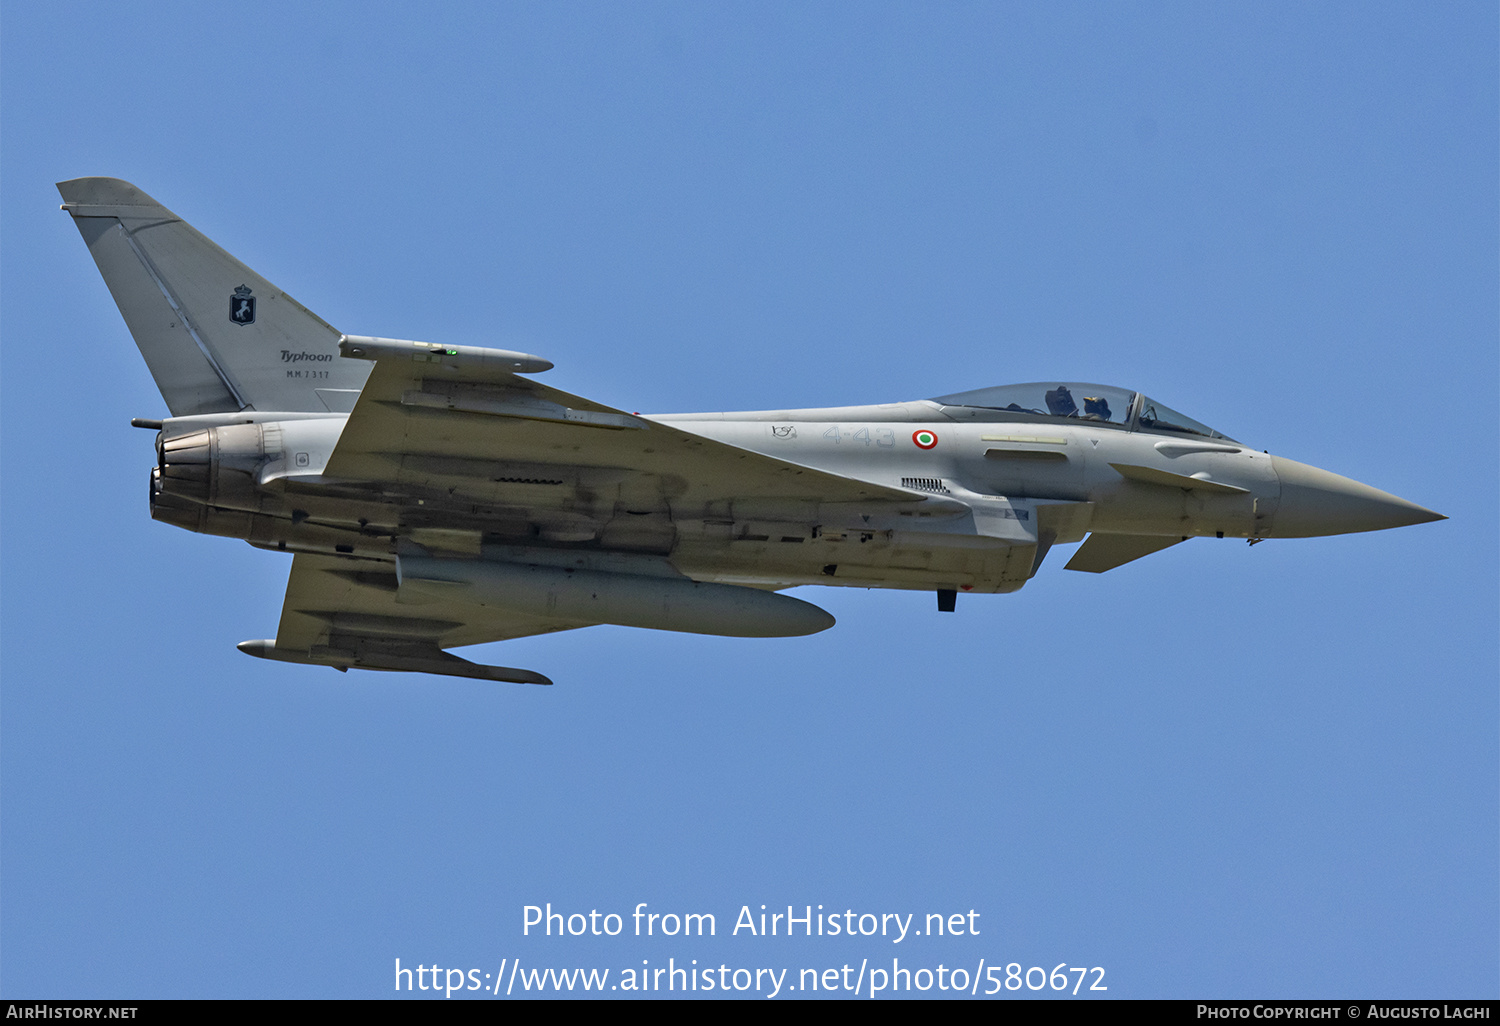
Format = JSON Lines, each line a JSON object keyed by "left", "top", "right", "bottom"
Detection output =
{"left": 156, "top": 429, "right": 213, "bottom": 500}
{"left": 151, "top": 424, "right": 268, "bottom": 511}
{"left": 1269, "top": 456, "right": 1444, "bottom": 538}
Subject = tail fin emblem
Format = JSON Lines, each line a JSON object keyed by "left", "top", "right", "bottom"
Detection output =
{"left": 230, "top": 284, "right": 256, "bottom": 326}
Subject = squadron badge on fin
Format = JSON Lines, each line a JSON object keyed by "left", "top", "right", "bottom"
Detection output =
{"left": 230, "top": 284, "right": 255, "bottom": 326}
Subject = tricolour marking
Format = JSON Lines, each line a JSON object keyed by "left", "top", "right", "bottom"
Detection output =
{"left": 912, "top": 429, "right": 938, "bottom": 450}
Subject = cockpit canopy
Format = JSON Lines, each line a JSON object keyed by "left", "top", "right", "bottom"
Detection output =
{"left": 930, "top": 382, "right": 1237, "bottom": 442}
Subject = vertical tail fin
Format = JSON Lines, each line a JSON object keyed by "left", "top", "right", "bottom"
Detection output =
{"left": 58, "top": 178, "right": 370, "bottom": 415}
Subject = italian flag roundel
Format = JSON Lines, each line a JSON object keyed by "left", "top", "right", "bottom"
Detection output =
{"left": 912, "top": 429, "right": 938, "bottom": 450}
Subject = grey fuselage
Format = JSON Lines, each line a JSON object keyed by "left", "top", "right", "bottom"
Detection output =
{"left": 147, "top": 394, "right": 1433, "bottom": 599}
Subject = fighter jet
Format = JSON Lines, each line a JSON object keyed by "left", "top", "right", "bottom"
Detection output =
{"left": 59, "top": 177, "right": 1445, "bottom": 685}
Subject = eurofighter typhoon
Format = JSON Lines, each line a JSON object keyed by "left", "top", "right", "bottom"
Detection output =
{"left": 59, "top": 178, "right": 1445, "bottom": 686}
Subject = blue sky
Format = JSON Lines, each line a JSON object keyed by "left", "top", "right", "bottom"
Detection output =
{"left": 3, "top": 1, "right": 1495, "bottom": 999}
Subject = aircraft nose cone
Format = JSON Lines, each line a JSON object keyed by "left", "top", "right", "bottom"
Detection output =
{"left": 1270, "top": 456, "right": 1445, "bottom": 538}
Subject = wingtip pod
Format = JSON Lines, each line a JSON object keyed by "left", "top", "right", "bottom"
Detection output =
{"left": 339, "top": 335, "right": 553, "bottom": 375}
{"left": 236, "top": 639, "right": 553, "bottom": 685}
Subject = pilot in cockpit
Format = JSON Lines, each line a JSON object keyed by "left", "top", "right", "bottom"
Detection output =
{"left": 1044, "top": 386, "right": 1077, "bottom": 417}
{"left": 1082, "top": 395, "right": 1112, "bottom": 421}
